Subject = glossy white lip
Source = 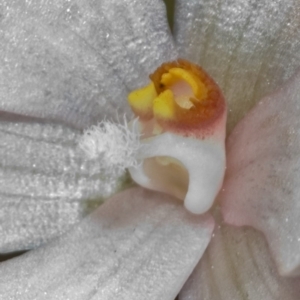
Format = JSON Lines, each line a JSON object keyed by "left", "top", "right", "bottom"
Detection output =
{"left": 129, "top": 132, "right": 226, "bottom": 214}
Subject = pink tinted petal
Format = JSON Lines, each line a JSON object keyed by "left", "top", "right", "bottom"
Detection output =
{"left": 0, "top": 0, "right": 177, "bottom": 128}
{"left": 179, "top": 220, "right": 300, "bottom": 300}
{"left": 0, "top": 188, "right": 214, "bottom": 300}
{"left": 221, "top": 72, "right": 300, "bottom": 276}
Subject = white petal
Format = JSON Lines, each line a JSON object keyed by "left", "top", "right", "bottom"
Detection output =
{"left": 221, "top": 72, "right": 300, "bottom": 276}
{"left": 174, "top": 0, "right": 300, "bottom": 131}
{"left": 0, "top": 0, "right": 177, "bottom": 128}
{"left": 179, "top": 219, "right": 300, "bottom": 300}
{"left": 0, "top": 188, "right": 214, "bottom": 300}
{"left": 0, "top": 120, "right": 127, "bottom": 253}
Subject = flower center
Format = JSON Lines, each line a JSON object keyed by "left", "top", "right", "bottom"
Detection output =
{"left": 127, "top": 59, "right": 227, "bottom": 214}
{"left": 128, "top": 59, "right": 225, "bottom": 136}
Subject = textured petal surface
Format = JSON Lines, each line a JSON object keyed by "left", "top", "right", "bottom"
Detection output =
{"left": 0, "top": 188, "right": 214, "bottom": 300}
{"left": 221, "top": 72, "right": 300, "bottom": 276}
{"left": 0, "top": 0, "right": 177, "bottom": 128}
{"left": 0, "top": 119, "right": 127, "bottom": 253}
{"left": 179, "top": 219, "right": 300, "bottom": 300}
{"left": 174, "top": 0, "right": 300, "bottom": 131}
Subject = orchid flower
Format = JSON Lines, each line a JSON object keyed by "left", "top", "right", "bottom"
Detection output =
{"left": 1, "top": 0, "right": 300, "bottom": 299}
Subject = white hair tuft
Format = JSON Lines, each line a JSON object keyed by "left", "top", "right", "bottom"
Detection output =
{"left": 78, "top": 119, "right": 141, "bottom": 174}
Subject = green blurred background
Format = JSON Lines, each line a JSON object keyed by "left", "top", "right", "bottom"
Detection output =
{"left": 163, "top": 0, "right": 175, "bottom": 31}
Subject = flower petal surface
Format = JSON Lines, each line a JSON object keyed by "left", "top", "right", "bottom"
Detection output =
{"left": 174, "top": 0, "right": 300, "bottom": 131}
{"left": 0, "top": 188, "right": 214, "bottom": 300}
{"left": 221, "top": 72, "right": 300, "bottom": 276}
{"left": 0, "top": 0, "right": 177, "bottom": 128}
{"left": 0, "top": 118, "right": 126, "bottom": 253}
{"left": 179, "top": 220, "right": 300, "bottom": 300}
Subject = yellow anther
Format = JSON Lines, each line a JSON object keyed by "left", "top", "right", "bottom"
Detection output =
{"left": 128, "top": 59, "right": 225, "bottom": 130}
{"left": 128, "top": 82, "right": 157, "bottom": 118}
{"left": 161, "top": 72, "right": 177, "bottom": 87}
{"left": 153, "top": 90, "right": 176, "bottom": 120}
{"left": 167, "top": 68, "right": 208, "bottom": 102}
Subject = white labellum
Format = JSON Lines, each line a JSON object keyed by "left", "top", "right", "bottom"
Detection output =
{"left": 129, "top": 132, "right": 225, "bottom": 214}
